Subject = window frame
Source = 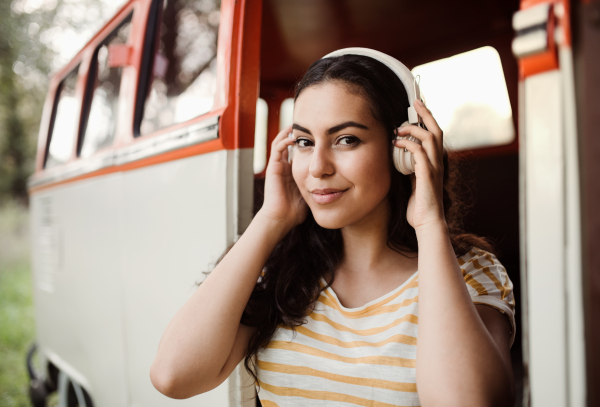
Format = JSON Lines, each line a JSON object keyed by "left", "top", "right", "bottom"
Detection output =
{"left": 77, "top": 11, "right": 135, "bottom": 158}
{"left": 44, "top": 64, "right": 82, "bottom": 169}
{"left": 133, "top": 0, "right": 222, "bottom": 138}
{"left": 30, "top": 0, "right": 260, "bottom": 186}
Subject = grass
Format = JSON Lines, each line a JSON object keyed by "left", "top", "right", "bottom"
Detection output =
{"left": 0, "top": 200, "right": 35, "bottom": 407}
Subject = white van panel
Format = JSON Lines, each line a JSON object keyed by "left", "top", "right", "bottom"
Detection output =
{"left": 30, "top": 148, "right": 256, "bottom": 407}
{"left": 521, "top": 47, "right": 587, "bottom": 406}
{"left": 559, "top": 46, "right": 586, "bottom": 407}
{"left": 30, "top": 172, "right": 129, "bottom": 407}
{"left": 119, "top": 150, "right": 232, "bottom": 406}
{"left": 524, "top": 70, "right": 567, "bottom": 407}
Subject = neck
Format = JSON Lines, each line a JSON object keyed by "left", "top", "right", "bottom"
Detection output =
{"left": 338, "top": 198, "right": 400, "bottom": 275}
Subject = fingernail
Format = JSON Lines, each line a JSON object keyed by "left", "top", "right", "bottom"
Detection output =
{"left": 416, "top": 99, "right": 424, "bottom": 107}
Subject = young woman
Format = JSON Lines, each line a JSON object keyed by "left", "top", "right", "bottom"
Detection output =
{"left": 150, "top": 50, "right": 516, "bottom": 407}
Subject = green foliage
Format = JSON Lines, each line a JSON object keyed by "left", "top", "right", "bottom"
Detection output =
{"left": 0, "top": 261, "right": 34, "bottom": 407}
{"left": 0, "top": 0, "right": 122, "bottom": 204}
{"left": 0, "top": 0, "right": 56, "bottom": 204}
{"left": 0, "top": 201, "right": 34, "bottom": 407}
{"left": 0, "top": 2, "right": 121, "bottom": 403}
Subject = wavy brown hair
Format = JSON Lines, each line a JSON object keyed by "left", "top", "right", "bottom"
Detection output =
{"left": 240, "top": 54, "right": 494, "bottom": 390}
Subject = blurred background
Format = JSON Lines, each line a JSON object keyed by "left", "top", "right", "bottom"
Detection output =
{"left": 0, "top": 0, "right": 124, "bottom": 405}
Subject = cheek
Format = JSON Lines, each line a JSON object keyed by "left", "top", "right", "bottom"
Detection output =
{"left": 291, "top": 160, "right": 307, "bottom": 193}
{"left": 347, "top": 149, "right": 392, "bottom": 198}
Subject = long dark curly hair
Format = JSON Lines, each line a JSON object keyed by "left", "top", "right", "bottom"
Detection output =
{"left": 240, "top": 54, "right": 494, "bottom": 389}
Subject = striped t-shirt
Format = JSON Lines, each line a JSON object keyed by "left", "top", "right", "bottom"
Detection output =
{"left": 255, "top": 247, "right": 516, "bottom": 407}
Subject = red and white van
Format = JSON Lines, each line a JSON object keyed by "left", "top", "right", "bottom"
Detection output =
{"left": 26, "top": 0, "right": 600, "bottom": 406}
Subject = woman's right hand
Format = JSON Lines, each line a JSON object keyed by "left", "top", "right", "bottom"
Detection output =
{"left": 258, "top": 125, "right": 308, "bottom": 230}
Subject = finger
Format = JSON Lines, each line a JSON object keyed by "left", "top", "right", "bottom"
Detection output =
{"left": 413, "top": 100, "right": 443, "bottom": 151}
{"left": 269, "top": 136, "right": 296, "bottom": 165}
{"left": 269, "top": 136, "right": 296, "bottom": 162}
{"left": 282, "top": 145, "right": 289, "bottom": 163}
{"left": 271, "top": 124, "right": 293, "bottom": 149}
{"left": 395, "top": 125, "right": 441, "bottom": 170}
{"left": 394, "top": 138, "right": 436, "bottom": 174}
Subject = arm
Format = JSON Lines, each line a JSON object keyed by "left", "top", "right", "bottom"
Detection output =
{"left": 475, "top": 303, "right": 514, "bottom": 385}
{"left": 150, "top": 127, "right": 306, "bottom": 399}
{"left": 150, "top": 213, "right": 289, "bottom": 398}
{"left": 395, "top": 101, "right": 514, "bottom": 407}
{"left": 415, "top": 224, "right": 514, "bottom": 407}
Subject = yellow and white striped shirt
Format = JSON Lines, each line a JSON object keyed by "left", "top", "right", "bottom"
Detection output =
{"left": 255, "top": 248, "right": 516, "bottom": 407}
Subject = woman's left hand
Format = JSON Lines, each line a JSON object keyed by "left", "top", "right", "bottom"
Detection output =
{"left": 394, "top": 100, "right": 446, "bottom": 231}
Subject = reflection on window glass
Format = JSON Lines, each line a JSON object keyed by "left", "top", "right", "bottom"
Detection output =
{"left": 411, "top": 46, "right": 514, "bottom": 150}
{"left": 139, "top": 0, "right": 221, "bottom": 135}
{"left": 254, "top": 98, "right": 268, "bottom": 174}
{"left": 46, "top": 66, "right": 79, "bottom": 168}
{"left": 279, "top": 98, "right": 294, "bottom": 131}
{"left": 80, "top": 14, "right": 132, "bottom": 158}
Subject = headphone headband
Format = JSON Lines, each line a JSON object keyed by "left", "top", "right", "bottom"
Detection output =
{"left": 321, "top": 48, "right": 421, "bottom": 124}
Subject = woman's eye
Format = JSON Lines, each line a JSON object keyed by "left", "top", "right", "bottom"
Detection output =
{"left": 337, "top": 136, "right": 359, "bottom": 146}
{"left": 296, "top": 138, "right": 313, "bottom": 148}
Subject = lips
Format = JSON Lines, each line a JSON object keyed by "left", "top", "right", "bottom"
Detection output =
{"left": 309, "top": 188, "right": 349, "bottom": 205}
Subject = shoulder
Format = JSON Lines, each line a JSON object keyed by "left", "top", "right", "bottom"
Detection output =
{"left": 457, "top": 247, "right": 514, "bottom": 303}
{"left": 457, "top": 247, "right": 516, "bottom": 346}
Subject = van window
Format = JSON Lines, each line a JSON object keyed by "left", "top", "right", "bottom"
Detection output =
{"left": 411, "top": 46, "right": 515, "bottom": 150}
{"left": 138, "top": 0, "right": 221, "bottom": 136}
{"left": 45, "top": 66, "right": 80, "bottom": 168}
{"left": 79, "top": 14, "right": 133, "bottom": 158}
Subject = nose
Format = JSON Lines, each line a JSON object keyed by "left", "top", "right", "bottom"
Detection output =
{"left": 309, "top": 143, "right": 335, "bottom": 178}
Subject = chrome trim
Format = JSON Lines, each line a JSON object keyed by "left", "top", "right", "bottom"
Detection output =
{"left": 512, "top": 3, "right": 553, "bottom": 59}
{"left": 28, "top": 116, "right": 219, "bottom": 189}
{"left": 512, "top": 3, "right": 550, "bottom": 32}
{"left": 512, "top": 29, "right": 549, "bottom": 58}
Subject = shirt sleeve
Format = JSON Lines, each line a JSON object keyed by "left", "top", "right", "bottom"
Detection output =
{"left": 458, "top": 247, "right": 516, "bottom": 347}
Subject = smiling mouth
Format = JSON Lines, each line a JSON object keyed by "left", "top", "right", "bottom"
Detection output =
{"left": 310, "top": 188, "right": 349, "bottom": 205}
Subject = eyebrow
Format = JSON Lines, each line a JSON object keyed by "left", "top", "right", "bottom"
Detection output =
{"left": 292, "top": 121, "right": 369, "bottom": 136}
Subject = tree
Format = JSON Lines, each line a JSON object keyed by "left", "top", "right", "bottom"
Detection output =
{"left": 0, "top": 0, "right": 123, "bottom": 204}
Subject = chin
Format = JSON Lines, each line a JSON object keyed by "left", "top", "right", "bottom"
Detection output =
{"left": 310, "top": 207, "right": 361, "bottom": 229}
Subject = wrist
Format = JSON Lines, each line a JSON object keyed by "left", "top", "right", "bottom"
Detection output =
{"left": 414, "top": 220, "right": 449, "bottom": 238}
{"left": 253, "top": 210, "right": 295, "bottom": 240}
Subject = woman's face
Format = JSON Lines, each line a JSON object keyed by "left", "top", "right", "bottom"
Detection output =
{"left": 292, "top": 81, "right": 392, "bottom": 229}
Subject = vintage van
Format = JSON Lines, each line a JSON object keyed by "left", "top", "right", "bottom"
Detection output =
{"left": 26, "top": 0, "right": 599, "bottom": 406}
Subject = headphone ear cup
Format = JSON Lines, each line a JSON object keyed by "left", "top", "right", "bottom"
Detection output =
{"left": 393, "top": 146, "right": 415, "bottom": 175}
{"left": 393, "top": 122, "right": 415, "bottom": 175}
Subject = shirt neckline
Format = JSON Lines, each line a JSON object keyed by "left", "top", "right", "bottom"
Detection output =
{"left": 319, "top": 270, "right": 419, "bottom": 312}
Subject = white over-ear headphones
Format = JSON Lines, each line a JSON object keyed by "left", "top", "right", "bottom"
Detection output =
{"left": 322, "top": 48, "right": 425, "bottom": 175}
{"left": 288, "top": 48, "right": 425, "bottom": 175}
